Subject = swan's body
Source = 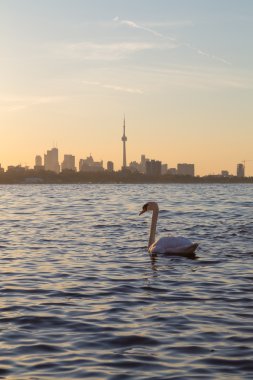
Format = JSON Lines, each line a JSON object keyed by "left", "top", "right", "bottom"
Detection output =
{"left": 139, "top": 202, "right": 198, "bottom": 256}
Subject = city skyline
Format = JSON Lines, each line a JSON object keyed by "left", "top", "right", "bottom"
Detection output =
{"left": 0, "top": 141, "right": 248, "bottom": 178}
{"left": 1, "top": 1, "right": 253, "bottom": 175}
{"left": 0, "top": 116, "right": 251, "bottom": 177}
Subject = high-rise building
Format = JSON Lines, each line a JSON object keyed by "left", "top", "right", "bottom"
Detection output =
{"left": 34, "top": 155, "right": 44, "bottom": 171}
{"left": 161, "top": 164, "right": 168, "bottom": 175}
{"left": 129, "top": 161, "right": 140, "bottom": 173}
{"left": 168, "top": 168, "right": 177, "bottom": 175}
{"left": 79, "top": 155, "right": 103, "bottom": 172}
{"left": 237, "top": 163, "right": 245, "bottom": 177}
{"left": 61, "top": 155, "right": 76, "bottom": 171}
{"left": 107, "top": 161, "right": 114, "bottom": 172}
{"left": 140, "top": 154, "right": 147, "bottom": 174}
{"left": 177, "top": 163, "right": 195, "bottom": 177}
{"left": 44, "top": 148, "right": 60, "bottom": 173}
{"left": 35, "top": 155, "right": 42, "bottom": 167}
{"left": 121, "top": 116, "right": 127, "bottom": 169}
{"left": 146, "top": 160, "right": 162, "bottom": 176}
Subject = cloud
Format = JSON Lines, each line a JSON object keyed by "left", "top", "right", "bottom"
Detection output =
{"left": 190, "top": 46, "right": 231, "bottom": 66}
{"left": 147, "top": 66, "right": 253, "bottom": 90}
{"left": 103, "top": 84, "right": 143, "bottom": 94}
{"left": 54, "top": 41, "right": 154, "bottom": 61}
{"left": 0, "top": 95, "right": 65, "bottom": 111}
{"left": 83, "top": 80, "right": 143, "bottom": 94}
{"left": 82, "top": 68, "right": 253, "bottom": 94}
{"left": 144, "top": 20, "right": 194, "bottom": 28}
{"left": 114, "top": 16, "right": 174, "bottom": 40}
{"left": 114, "top": 17, "right": 231, "bottom": 65}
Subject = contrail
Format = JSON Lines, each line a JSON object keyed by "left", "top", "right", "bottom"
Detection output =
{"left": 114, "top": 16, "right": 231, "bottom": 65}
{"left": 113, "top": 16, "right": 175, "bottom": 41}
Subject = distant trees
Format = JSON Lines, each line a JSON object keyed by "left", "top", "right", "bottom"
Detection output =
{"left": 0, "top": 167, "right": 252, "bottom": 184}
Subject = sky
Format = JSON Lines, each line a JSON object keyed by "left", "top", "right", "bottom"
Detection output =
{"left": 0, "top": 0, "right": 253, "bottom": 175}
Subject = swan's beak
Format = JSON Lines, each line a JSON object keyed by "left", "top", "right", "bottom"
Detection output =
{"left": 139, "top": 203, "right": 149, "bottom": 215}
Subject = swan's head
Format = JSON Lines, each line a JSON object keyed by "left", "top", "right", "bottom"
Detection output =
{"left": 139, "top": 202, "right": 159, "bottom": 215}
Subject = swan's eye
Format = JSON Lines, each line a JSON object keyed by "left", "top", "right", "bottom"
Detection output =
{"left": 143, "top": 203, "right": 148, "bottom": 211}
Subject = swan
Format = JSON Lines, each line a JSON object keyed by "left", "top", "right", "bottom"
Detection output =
{"left": 139, "top": 202, "right": 198, "bottom": 256}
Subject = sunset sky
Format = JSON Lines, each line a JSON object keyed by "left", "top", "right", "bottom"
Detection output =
{"left": 0, "top": 0, "right": 253, "bottom": 175}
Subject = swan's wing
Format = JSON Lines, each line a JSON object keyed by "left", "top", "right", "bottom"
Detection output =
{"left": 149, "top": 236, "right": 198, "bottom": 254}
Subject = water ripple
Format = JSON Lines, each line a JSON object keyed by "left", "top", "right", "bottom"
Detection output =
{"left": 0, "top": 184, "right": 253, "bottom": 379}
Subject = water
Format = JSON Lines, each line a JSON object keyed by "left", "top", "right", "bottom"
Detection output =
{"left": 0, "top": 184, "right": 253, "bottom": 379}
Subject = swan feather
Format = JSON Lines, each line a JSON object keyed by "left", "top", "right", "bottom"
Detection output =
{"left": 149, "top": 236, "right": 198, "bottom": 254}
{"left": 139, "top": 202, "right": 198, "bottom": 255}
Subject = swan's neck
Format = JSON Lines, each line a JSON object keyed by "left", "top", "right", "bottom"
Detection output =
{"left": 149, "top": 207, "right": 158, "bottom": 248}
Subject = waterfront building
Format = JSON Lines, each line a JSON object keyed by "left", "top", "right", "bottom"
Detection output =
{"left": 140, "top": 154, "right": 147, "bottom": 174}
{"left": 34, "top": 155, "right": 44, "bottom": 171}
{"left": 79, "top": 155, "right": 103, "bottom": 172}
{"left": 107, "top": 161, "right": 114, "bottom": 172}
{"left": 121, "top": 116, "right": 127, "bottom": 169}
{"left": 168, "top": 168, "right": 177, "bottom": 175}
{"left": 146, "top": 159, "right": 162, "bottom": 176}
{"left": 221, "top": 170, "right": 229, "bottom": 177}
{"left": 237, "top": 163, "right": 245, "bottom": 178}
{"left": 161, "top": 164, "right": 168, "bottom": 175}
{"left": 177, "top": 163, "right": 195, "bottom": 177}
{"left": 129, "top": 155, "right": 147, "bottom": 174}
{"left": 35, "top": 155, "right": 42, "bottom": 167}
{"left": 129, "top": 161, "right": 141, "bottom": 173}
{"left": 44, "top": 148, "right": 60, "bottom": 173}
{"left": 7, "top": 165, "right": 26, "bottom": 174}
{"left": 61, "top": 155, "right": 76, "bottom": 171}
{"left": 0, "top": 164, "right": 4, "bottom": 173}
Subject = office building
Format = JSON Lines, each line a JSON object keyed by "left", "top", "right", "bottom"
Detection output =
{"left": 35, "top": 155, "right": 42, "bottom": 167}
{"left": 7, "top": 165, "right": 26, "bottom": 174}
{"left": 129, "top": 161, "right": 140, "bottom": 173}
{"left": 221, "top": 170, "right": 229, "bottom": 177}
{"left": 237, "top": 163, "right": 245, "bottom": 178}
{"left": 168, "top": 168, "right": 177, "bottom": 175}
{"left": 146, "top": 159, "right": 162, "bottom": 176}
{"left": 161, "top": 164, "right": 168, "bottom": 175}
{"left": 61, "top": 155, "right": 76, "bottom": 171}
{"left": 140, "top": 154, "right": 147, "bottom": 174}
{"left": 107, "top": 161, "right": 114, "bottom": 172}
{"left": 79, "top": 155, "right": 103, "bottom": 172}
{"left": 44, "top": 148, "right": 60, "bottom": 173}
{"left": 177, "top": 163, "right": 195, "bottom": 177}
{"left": 34, "top": 155, "right": 44, "bottom": 171}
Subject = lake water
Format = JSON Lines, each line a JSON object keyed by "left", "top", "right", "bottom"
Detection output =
{"left": 0, "top": 184, "right": 253, "bottom": 379}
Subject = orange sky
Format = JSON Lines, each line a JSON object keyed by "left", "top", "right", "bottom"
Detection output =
{"left": 1, "top": 1, "right": 253, "bottom": 176}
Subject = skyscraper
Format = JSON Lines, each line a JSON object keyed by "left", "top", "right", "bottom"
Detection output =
{"left": 34, "top": 155, "right": 44, "bottom": 171}
{"left": 44, "top": 148, "right": 60, "bottom": 173}
{"left": 237, "top": 163, "right": 245, "bottom": 177}
{"left": 79, "top": 155, "right": 103, "bottom": 172}
{"left": 35, "top": 155, "right": 42, "bottom": 167}
{"left": 107, "top": 161, "right": 114, "bottom": 172}
{"left": 177, "top": 163, "right": 195, "bottom": 177}
{"left": 121, "top": 116, "right": 127, "bottom": 169}
{"left": 146, "top": 159, "right": 162, "bottom": 176}
{"left": 61, "top": 155, "right": 76, "bottom": 171}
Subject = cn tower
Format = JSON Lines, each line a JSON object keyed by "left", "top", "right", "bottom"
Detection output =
{"left": 121, "top": 116, "right": 127, "bottom": 169}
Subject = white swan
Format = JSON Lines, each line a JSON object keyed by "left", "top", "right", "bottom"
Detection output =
{"left": 139, "top": 202, "right": 198, "bottom": 256}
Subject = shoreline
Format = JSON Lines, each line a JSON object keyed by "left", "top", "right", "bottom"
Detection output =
{"left": 0, "top": 172, "right": 252, "bottom": 185}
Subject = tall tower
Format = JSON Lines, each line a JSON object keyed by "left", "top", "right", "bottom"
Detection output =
{"left": 121, "top": 116, "right": 127, "bottom": 169}
{"left": 44, "top": 147, "right": 60, "bottom": 173}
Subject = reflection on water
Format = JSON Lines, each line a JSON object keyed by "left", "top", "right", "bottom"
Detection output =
{"left": 0, "top": 184, "right": 253, "bottom": 379}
